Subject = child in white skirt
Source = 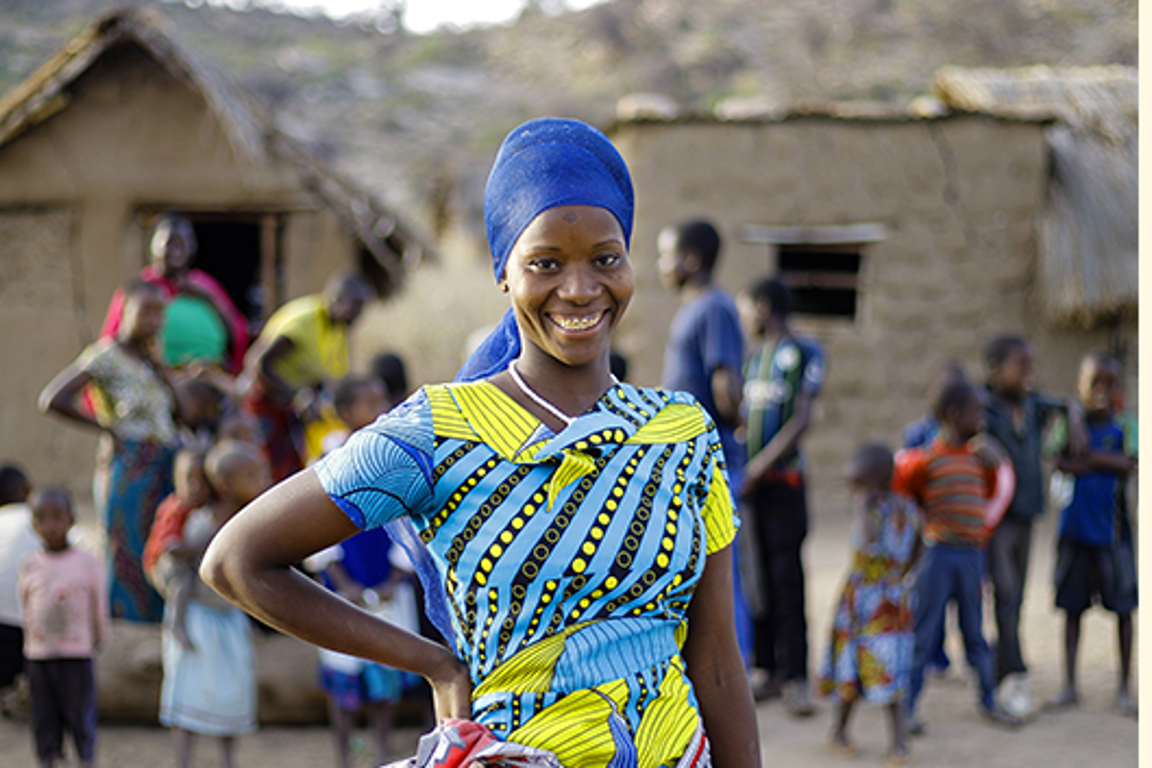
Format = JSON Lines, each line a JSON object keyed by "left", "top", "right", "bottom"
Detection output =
{"left": 160, "top": 441, "right": 270, "bottom": 768}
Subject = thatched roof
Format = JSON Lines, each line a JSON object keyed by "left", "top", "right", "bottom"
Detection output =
{"left": 0, "top": 7, "right": 432, "bottom": 297}
{"left": 933, "top": 66, "right": 1137, "bottom": 327}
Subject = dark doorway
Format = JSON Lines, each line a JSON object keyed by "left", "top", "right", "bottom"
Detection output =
{"left": 188, "top": 219, "right": 264, "bottom": 326}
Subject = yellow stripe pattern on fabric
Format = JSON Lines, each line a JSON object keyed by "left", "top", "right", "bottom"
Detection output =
{"left": 450, "top": 383, "right": 540, "bottom": 461}
{"left": 426, "top": 385, "right": 479, "bottom": 442}
{"left": 508, "top": 686, "right": 622, "bottom": 766}
{"left": 506, "top": 673, "right": 696, "bottom": 768}
{"left": 547, "top": 449, "right": 599, "bottom": 510}
{"left": 474, "top": 620, "right": 596, "bottom": 697}
{"left": 701, "top": 459, "right": 737, "bottom": 554}
{"left": 634, "top": 659, "right": 697, "bottom": 767}
{"left": 625, "top": 403, "right": 708, "bottom": 445}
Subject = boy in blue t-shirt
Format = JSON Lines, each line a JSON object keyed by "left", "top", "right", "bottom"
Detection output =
{"left": 658, "top": 219, "right": 753, "bottom": 669}
{"left": 1048, "top": 352, "right": 1137, "bottom": 717}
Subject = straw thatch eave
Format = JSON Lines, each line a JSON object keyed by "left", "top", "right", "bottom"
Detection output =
{"left": 0, "top": 7, "right": 434, "bottom": 298}
{"left": 0, "top": 8, "right": 266, "bottom": 163}
{"left": 933, "top": 66, "right": 1137, "bottom": 328}
{"left": 267, "top": 132, "right": 430, "bottom": 299}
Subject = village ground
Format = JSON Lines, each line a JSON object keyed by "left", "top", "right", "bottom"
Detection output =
{"left": 0, "top": 511, "right": 1137, "bottom": 767}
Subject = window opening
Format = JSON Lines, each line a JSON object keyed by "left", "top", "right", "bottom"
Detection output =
{"left": 776, "top": 244, "right": 861, "bottom": 318}
{"left": 741, "top": 223, "right": 884, "bottom": 322}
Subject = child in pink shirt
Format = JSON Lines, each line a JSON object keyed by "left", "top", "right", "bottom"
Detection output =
{"left": 19, "top": 488, "right": 108, "bottom": 768}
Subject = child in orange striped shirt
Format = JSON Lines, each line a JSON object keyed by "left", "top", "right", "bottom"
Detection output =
{"left": 893, "top": 380, "right": 1020, "bottom": 735}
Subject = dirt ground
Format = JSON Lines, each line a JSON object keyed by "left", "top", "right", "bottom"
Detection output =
{"left": 0, "top": 512, "right": 1137, "bottom": 767}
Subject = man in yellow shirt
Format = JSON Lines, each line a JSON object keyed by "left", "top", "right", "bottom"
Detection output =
{"left": 244, "top": 273, "right": 373, "bottom": 480}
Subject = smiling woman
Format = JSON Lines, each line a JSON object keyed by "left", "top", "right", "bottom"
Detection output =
{"left": 200, "top": 118, "right": 761, "bottom": 768}
{"left": 499, "top": 205, "right": 633, "bottom": 410}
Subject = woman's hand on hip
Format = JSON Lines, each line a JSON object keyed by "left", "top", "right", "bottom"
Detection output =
{"left": 427, "top": 647, "right": 473, "bottom": 721}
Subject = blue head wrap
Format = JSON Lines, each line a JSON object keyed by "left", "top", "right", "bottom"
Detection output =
{"left": 454, "top": 118, "right": 634, "bottom": 382}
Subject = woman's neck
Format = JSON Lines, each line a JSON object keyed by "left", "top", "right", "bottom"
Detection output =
{"left": 497, "top": 346, "right": 614, "bottom": 426}
{"left": 117, "top": 334, "right": 152, "bottom": 357}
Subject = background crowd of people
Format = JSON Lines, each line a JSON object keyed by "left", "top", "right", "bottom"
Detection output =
{"left": 0, "top": 212, "right": 427, "bottom": 768}
{"left": 654, "top": 216, "right": 1137, "bottom": 766}
{"left": 0, "top": 157, "right": 1138, "bottom": 768}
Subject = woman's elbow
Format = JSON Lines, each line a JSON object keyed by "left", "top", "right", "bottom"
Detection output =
{"left": 199, "top": 539, "right": 238, "bottom": 601}
{"left": 38, "top": 386, "right": 60, "bottom": 415}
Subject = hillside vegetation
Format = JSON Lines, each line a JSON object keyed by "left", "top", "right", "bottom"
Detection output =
{"left": 0, "top": 0, "right": 1136, "bottom": 243}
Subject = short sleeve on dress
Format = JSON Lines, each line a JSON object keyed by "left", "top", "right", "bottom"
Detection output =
{"left": 312, "top": 390, "right": 436, "bottom": 531}
{"left": 699, "top": 426, "right": 739, "bottom": 555}
{"left": 77, "top": 340, "right": 114, "bottom": 379}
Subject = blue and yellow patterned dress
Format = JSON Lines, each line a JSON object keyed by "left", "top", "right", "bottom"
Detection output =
{"left": 314, "top": 380, "right": 738, "bottom": 767}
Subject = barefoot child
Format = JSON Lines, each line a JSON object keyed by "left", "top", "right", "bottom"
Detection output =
{"left": 894, "top": 380, "right": 1021, "bottom": 733}
{"left": 19, "top": 488, "right": 109, "bottom": 768}
{"left": 818, "top": 443, "right": 919, "bottom": 765}
{"left": 144, "top": 449, "right": 212, "bottom": 650}
{"left": 160, "top": 441, "right": 270, "bottom": 768}
{"left": 1047, "top": 352, "right": 1137, "bottom": 717}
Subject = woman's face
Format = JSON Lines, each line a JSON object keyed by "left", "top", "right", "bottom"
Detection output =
{"left": 501, "top": 206, "right": 633, "bottom": 369}
{"left": 150, "top": 220, "right": 196, "bottom": 276}
{"left": 121, "top": 288, "right": 167, "bottom": 343}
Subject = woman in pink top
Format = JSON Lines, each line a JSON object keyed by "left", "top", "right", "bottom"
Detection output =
{"left": 100, "top": 213, "right": 249, "bottom": 375}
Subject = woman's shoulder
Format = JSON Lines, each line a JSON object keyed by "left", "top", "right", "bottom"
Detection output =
{"left": 367, "top": 387, "right": 436, "bottom": 432}
{"left": 621, "top": 383, "right": 702, "bottom": 409}
{"left": 610, "top": 384, "right": 723, "bottom": 447}
{"left": 328, "top": 387, "right": 438, "bottom": 461}
{"left": 642, "top": 386, "right": 718, "bottom": 429}
{"left": 77, "top": 337, "right": 120, "bottom": 368}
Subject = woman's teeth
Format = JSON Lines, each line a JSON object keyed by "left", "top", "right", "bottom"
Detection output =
{"left": 551, "top": 313, "right": 601, "bottom": 331}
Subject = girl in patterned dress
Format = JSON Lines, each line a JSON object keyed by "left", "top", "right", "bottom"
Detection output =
{"left": 201, "top": 118, "right": 760, "bottom": 768}
{"left": 818, "top": 443, "right": 920, "bottom": 765}
{"left": 40, "top": 279, "right": 191, "bottom": 623}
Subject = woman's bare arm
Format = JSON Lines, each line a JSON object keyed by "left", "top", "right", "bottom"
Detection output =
{"left": 682, "top": 544, "right": 761, "bottom": 768}
{"left": 200, "top": 468, "right": 472, "bottom": 720}
{"left": 39, "top": 365, "right": 109, "bottom": 436}
{"left": 253, "top": 335, "right": 299, "bottom": 404}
